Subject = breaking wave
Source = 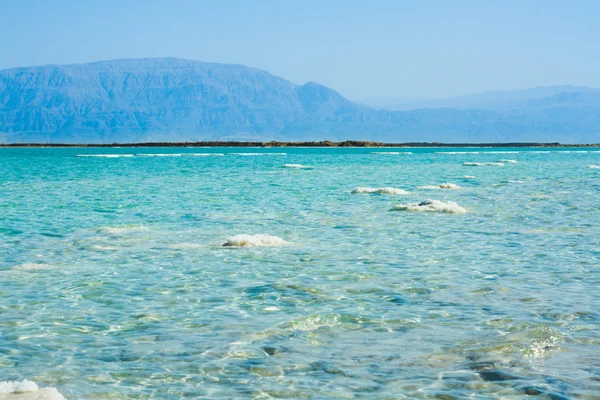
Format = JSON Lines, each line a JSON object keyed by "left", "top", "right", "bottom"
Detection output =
{"left": 188, "top": 153, "right": 225, "bottom": 156}
{"left": 351, "top": 187, "right": 410, "bottom": 195}
{"left": 462, "top": 175, "right": 477, "bottom": 179}
{"left": 283, "top": 164, "right": 306, "bottom": 169}
{"left": 588, "top": 165, "right": 600, "bottom": 169}
{"left": 0, "top": 380, "right": 65, "bottom": 399}
{"left": 223, "top": 234, "right": 290, "bottom": 247}
{"left": 391, "top": 199, "right": 467, "bottom": 214}
{"left": 498, "top": 159, "right": 517, "bottom": 163}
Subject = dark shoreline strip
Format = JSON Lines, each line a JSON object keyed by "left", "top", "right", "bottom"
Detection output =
{"left": 1, "top": 140, "right": 599, "bottom": 148}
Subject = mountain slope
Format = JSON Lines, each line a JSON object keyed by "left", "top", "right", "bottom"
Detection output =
{"left": 1, "top": 58, "right": 600, "bottom": 143}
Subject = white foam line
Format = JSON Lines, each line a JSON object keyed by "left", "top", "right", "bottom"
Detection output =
{"left": 486, "top": 151, "right": 520, "bottom": 154}
{"left": 187, "top": 153, "right": 225, "bottom": 156}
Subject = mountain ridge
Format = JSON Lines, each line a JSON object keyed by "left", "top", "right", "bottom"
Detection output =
{"left": 1, "top": 58, "right": 600, "bottom": 143}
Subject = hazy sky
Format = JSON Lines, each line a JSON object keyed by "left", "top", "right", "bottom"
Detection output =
{"left": 1, "top": 0, "right": 598, "bottom": 100}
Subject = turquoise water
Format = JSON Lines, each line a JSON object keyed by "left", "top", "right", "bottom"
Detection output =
{"left": 1, "top": 147, "right": 599, "bottom": 399}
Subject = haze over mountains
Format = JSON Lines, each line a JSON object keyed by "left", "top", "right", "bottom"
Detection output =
{"left": 1, "top": 58, "right": 599, "bottom": 144}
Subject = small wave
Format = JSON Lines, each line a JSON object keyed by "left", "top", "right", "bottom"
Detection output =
{"left": 12, "top": 263, "right": 56, "bottom": 271}
{"left": 588, "top": 165, "right": 600, "bottom": 169}
{"left": 486, "top": 151, "right": 519, "bottom": 154}
{"left": 136, "top": 153, "right": 182, "bottom": 157}
{"left": 76, "top": 154, "right": 133, "bottom": 158}
{"left": 435, "top": 151, "right": 480, "bottom": 154}
{"left": 528, "top": 151, "right": 551, "bottom": 153}
{"left": 188, "top": 153, "right": 225, "bottom": 156}
{"left": 371, "top": 152, "right": 412, "bottom": 155}
{"left": 229, "top": 153, "right": 287, "bottom": 156}
{"left": 557, "top": 150, "right": 588, "bottom": 153}
{"left": 417, "top": 183, "right": 460, "bottom": 190}
{"left": 351, "top": 187, "right": 410, "bottom": 195}
{"left": 0, "top": 381, "right": 65, "bottom": 399}
{"left": 391, "top": 199, "right": 467, "bottom": 214}
{"left": 462, "top": 175, "right": 477, "bottom": 179}
{"left": 283, "top": 164, "right": 305, "bottom": 169}
{"left": 223, "top": 234, "right": 290, "bottom": 247}
{"left": 463, "top": 162, "right": 504, "bottom": 166}
{"left": 498, "top": 159, "right": 517, "bottom": 163}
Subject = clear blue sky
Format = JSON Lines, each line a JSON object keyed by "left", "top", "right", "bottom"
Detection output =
{"left": 1, "top": 0, "right": 598, "bottom": 100}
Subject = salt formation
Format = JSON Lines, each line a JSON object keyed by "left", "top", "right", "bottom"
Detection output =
{"left": 351, "top": 187, "right": 410, "bottom": 195}
{"left": 391, "top": 199, "right": 467, "bottom": 214}
{"left": 223, "top": 234, "right": 290, "bottom": 247}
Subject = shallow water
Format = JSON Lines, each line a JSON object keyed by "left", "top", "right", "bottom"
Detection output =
{"left": 1, "top": 147, "right": 599, "bottom": 399}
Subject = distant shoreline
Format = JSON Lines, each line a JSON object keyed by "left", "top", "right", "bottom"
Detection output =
{"left": 1, "top": 140, "right": 599, "bottom": 148}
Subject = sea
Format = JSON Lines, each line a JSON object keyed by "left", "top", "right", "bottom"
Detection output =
{"left": 0, "top": 147, "right": 599, "bottom": 399}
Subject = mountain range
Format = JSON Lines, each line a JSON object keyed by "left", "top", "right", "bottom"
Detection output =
{"left": 1, "top": 58, "right": 599, "bottom": 143}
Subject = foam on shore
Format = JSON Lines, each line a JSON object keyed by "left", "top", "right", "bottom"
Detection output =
{"left": 463, "top": 162, "right": 504, "bottom": 166}
{"left": 76, "top": 154, "right": 133, "bottom": 158}
{"left": 498, "top": 159, "right": 517, "bottom": 163}
{"left": 351, "top": 187, "right": 410, "bottom": 195}
{"left": 417, "top": 183, "right": 460, "bottom": 190}
{"left": 223, "top": 234, "right": 290, "bottom": 247}
{"left": 0, "top": 381, "right": 65, "bottom": 400}
{"left": 391, "top": 199, "right": 467, "bottom": 214}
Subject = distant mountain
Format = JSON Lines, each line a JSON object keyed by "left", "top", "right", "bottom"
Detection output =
{"left": 1, "top": 58, "right": 600, "bottom": 143}
{"left": 362, "top": 85, "right": 600, "bottom": 111}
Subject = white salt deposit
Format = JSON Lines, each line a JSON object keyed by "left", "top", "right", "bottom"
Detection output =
{"left": 351, "top": 187, "right": 410, "bottom": 195}
{"left": 223, "top": 234, "right": 290, "bottom": 247}
{"left": 76, "top": 154, "right": 133, "bottom": 158}
{"left": 417, "top": 183, "right": 460, "bottom": 190}
{"left": 229, "top": 153, "right": 287, "bottom": 156}
{"left": 498, "top": 159, "right": 517, "bottom": 163}
{"left": 371, "top": 152, "right": 412, "bottom": 155}
{"left": 435, "top": 151, "right": 480, "bottom": 154}
{"left": 136, "top": 154, "right": 182, "bottom": 157}
{"left": 168, "top": 243, "right": 203, "bottom": 250}
{"left": 588, "top": 165, "right": 600, "bottom": 169}
{"left": 463, "top": 162, "right": 504, "bottom": 166}
{"left": 98, "top": 226, "right": 148, "bottom": 234}
{"left": 0, "top": 381, "right": 65, "bottom": 400}
{"left": 12, "top": 263, "right": 56, "bottom": 271}
{"left": 391, "top": 199, "right": 467, "bottom": 214}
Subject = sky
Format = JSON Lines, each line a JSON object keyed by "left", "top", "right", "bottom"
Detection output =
{"left": 1, "top": 0, "right": 599, "bottom": 100}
